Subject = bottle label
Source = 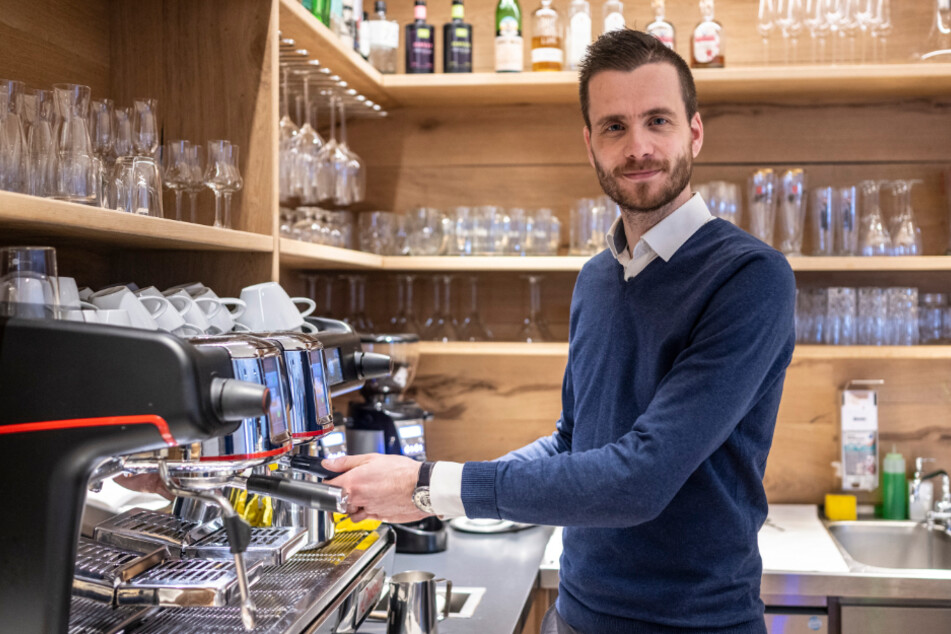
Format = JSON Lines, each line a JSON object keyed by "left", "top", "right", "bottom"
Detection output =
{"left": 452, "top": 3, "right": 465, "bottom": 19}
{"left": 692, "top": 22, "right": 720, "bottom": 64}
{"left": 648, "top": 22, "right": 675, "bottom": 49}
{"left": 498, "top": 15, "right": 520, "bottom": 37}
{"left": 359, "top": 21, "right": 371, "bottom": 57}
{"left": 604, "top": 11, "right": 625, "bottom": 33}
{"left": 369, "top": 20, "right": 399, "bottom": 49}
{"left": 414, "top": 4, "right": 426, "bottom": 20}
{"left": 495, "top": 35, "right": 524, "bottom": 71}
{"left": 532, "top": 47, "right": 564, "bottom": 64}
{"left": 568, "top": 12, "right": 592, "bottom": 67}
{"left": 417, "top": 27, "right": 430, "bottom": 39}
{"left": 456, "top": 27, "right": 469, "bottom": 39}
{"left": 941, "top": 0, "right": 950, "bottom": 10}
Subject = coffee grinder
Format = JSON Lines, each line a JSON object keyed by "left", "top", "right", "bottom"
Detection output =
{"left": 346, "top": 334, "right": 429, "bottom": 462}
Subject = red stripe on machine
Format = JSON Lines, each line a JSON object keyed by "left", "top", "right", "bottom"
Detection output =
{"left": 0, "top": 415, "right": 177, "bottom": 446}
{"left": 198, "top": 445, "right": 290, "bottom": 462}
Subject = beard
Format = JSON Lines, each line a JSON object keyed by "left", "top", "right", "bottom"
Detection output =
{"left": 593, "top": 146, "right": 693, "bottom": 214}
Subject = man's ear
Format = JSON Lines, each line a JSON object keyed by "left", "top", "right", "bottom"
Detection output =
{"left": 583, "top": 126, "right": 595, "bottom": 169}
{"left": 690, "top": 112, "right": 703, "bottom": 159}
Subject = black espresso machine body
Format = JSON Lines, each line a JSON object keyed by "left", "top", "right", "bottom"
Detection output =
{"left": 0, "top": 317, "right": 268, "bottom": 634}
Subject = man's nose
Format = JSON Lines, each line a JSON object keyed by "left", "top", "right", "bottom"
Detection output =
{"left": 623, "top": 129, "right": 652, "bottom": 160}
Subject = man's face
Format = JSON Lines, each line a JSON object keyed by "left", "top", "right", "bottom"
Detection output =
{"left": 583, "top": 63, "right": 703, "bottom": 214}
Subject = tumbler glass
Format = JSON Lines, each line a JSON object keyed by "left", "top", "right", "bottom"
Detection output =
{"left": 886, "top": 287, "right": 918, "bottom": 345}
{"left": 810, "top": 187, "right": 835, "bottom": 256}
{"left": 109, "top": 155, "right": 164, "bottom": 217}
{"left": 835, "top": 185, "right": 859, "bottom": 256}
{"left": 0, "top": 246, "right": 61, "bottom": 319}
{"left": 778, "top": 168, "right": 807, "bottom": 255}
{"left": 857, "top": 287, "right": 887, "bottom": 345}
{"left": 825, "top": 287, "right": 857, "bottom": 345}
{"left": 918, "top": 293, "right": 946, "bottom": 345}
{"left": 748, "top": 169, "right": 778, "bottom": 248}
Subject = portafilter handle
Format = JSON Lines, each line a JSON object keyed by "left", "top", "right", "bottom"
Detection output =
{"left": 287, "top": 454, "right": 336, "bottom": 479}
{"left": 245, "top": 474, "right": 349, "bottom": 513}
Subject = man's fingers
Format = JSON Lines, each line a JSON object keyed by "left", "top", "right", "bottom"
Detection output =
{"left": 322, "top": 453, "right": 374, "bottom": 473}
{"left": 349, "top": 509, "right": 370, "bottom": 523}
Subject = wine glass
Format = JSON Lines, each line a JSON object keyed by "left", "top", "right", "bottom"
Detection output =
{"left": 757, "top": 0, "right": 777, "bottom": 65}
{"left": 871, "top": 0, "right": 892, "bottom": 62}
{"left": 342, "top": 274, "right": 373, "bottom": 332}
{"left": 293, "top": 71, "right": 324, "bottom": 205}
{"left": 278, "top": 64, "right": 300, "bottom": 205}
{"left": 113, "top": 106, "right": 133, "bottom": 159}
{"left": 423, "top": 275, "right": 458, "bottom": 342}
{"left": 804, "top": 0, "right": 831, "bottom": 63}
{"left": 518, "top": 275, "right": 553, "bottom": 342}
{"left": 163, "top": 140, "right": 192, "bottom": 221}
{"left": 390, "top": 274, "right": 422, "bottom": 334}
{"left": 315, "top": 91, "right": 339, "bottom": 204}
{"left": 131, "top": 98, "right": 159, "bottom": 158}
{"left": 301, "top": 272, "right": 335, "bottom": 318}
{"left": 457, "top": 276, "right": 493, "bottom": 341}
{"left": 776, "top": 0, "right": 805, "bottom": 64}
{"left": 203, "top": 139, "right": 237, "bottom": 229}
{"left": 183, "top": 143, "right": 204, "bottom": 224}
{"left": 222, "top": 144, "right": 243, "bottom": 229}
{"left": 336, "top": 97, "right": 365, "bottom": 205}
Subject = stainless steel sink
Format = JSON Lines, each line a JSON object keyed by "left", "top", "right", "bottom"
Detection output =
{"left": 826, "top": 521, "right": 951, "bottom": 571}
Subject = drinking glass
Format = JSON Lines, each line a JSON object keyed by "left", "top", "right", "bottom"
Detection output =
{"left": 886, "top": 287, "right": 918, "bottom": 345}
{"left": 0, "top": 79, "right": 27, "bottom": 193}
{"left": 222, "top": 144, "right": 243, "bottom": 229}
{"left": 336, "top": 97, "right": 365, "bottom": 205}
{"left": 423, "top": 275, "right": 458, "bottom": 342}
{"left": 26, "top": 88, "right": 53, "bottom": 197}
{"left": 183, "top": 143, "right": 205, "bottom": 224}
{"left": 359, "top": 211, "right": 399, "bottom": 254}
{"left": 279, "top": 65, "right": 300, "bottom": 205}
{"left": 870, "top": 0, "right": 892, "bottom": 62}
{"left": 315, "top": 92, "right": 339, "bottom": 204}
{"left": 163, "top": 140, "right": 193, "bottom": 221}
{"left": 918, "top": 293, "right": 946, "bottom": 345}
{"left": 887, "top": 179, "right": 923, "bottom": 256}
{"left": 342, "top": 274, "right": 374, "bottom": 332}
{"left": 301, "top": 272, "right": 336, "bottom": 318}
{"left": 454, "top": 206, "right": 492, "bottom": 256}
{"left": 88, "top": 99, "right": 115, "bottom": 203}
{"left": 748, "top": 169, "right": 778, "bottom": 247}
{"left": 113, "top": 106, "right": 133, "bottom": 159}
{"left": 778, "top": 168, "right": 807, "bottom": 255}
{"left": 857, "top": 287, "right": 887, "bottom": 345}
{"left": 390, "top": 274, "right": 422, "bottom": 334}
{"left": 458, "top": 276, "right": 493, "bottom": 341}
{"left": 518, "top": 275, "right": 553, "bottom": 342}
{"left": 50, "top": 83, "right": 99, "bottom": 204}
{"left": 527, "top": 208, "right": 561, "bottom": 255}
{"left": 407, "top": 207, "right": 448, "bottom": 255}
{"left": 776, "top": 0, "right": 805, "bottom": 63}
{"left": 857, "top": 179, "right": 891, "bottom": 256}
{"left": 109, "top": 155, "right": 164, "bottom": 217}
{"left": 708, "top": 181, "right": 742, "bottom": 226}
{"left": 810, "top": 187, "right": 835, "bottom": 255}
{"left": 204, "top": 140, "right": 238, "bottom": 228}
{"left": 0, "top": 246, "right": 61, "bottom": 319}
{"left": 758, "top": 0, "right": 777, "bottom": 65}
{"left": 854, "top": 0, "right": 876, "bottom": 62}
{"left": 804, "top": 0, "right": 831, "bottom": 62}
{"left": 825, "top": 287, "right": 857, "bottom": 345}
{"left": 293, "top": 72, "right": 324, "bottom": 205}
{"left": 798, "top": 286, "right": 827, "bottom": 344}
{"left": 835, "top": 185, "right": 858, "bottom": 255}
{"left": 131, "top": 98, "right": 159, "bottom": 158}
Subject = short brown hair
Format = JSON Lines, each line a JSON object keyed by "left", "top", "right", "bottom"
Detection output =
{"left": 579, "top": 29, "right": 698, "bottom": 129}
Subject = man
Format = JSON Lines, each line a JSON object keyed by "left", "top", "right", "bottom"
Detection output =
{"left": 324, "top": 30, "right": 795, "bottom": 634}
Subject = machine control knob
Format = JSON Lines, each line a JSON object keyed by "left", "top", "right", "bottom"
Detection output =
{"left": 354, "top": 351, "right": 393, "bottom": 380}
{"left": 211, "top": 378, "right": 270, "bottom": 422}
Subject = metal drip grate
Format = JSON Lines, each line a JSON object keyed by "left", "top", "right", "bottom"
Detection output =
{"left": 184, "top": 526, "right": 307, "bottom": 567}
{"left": 67, "top": 597, "right": 153, "bottom": 634}
{"left": 114, "top": 558, "right": 261, "bottom": 608}
{"left": 93, "top": 508, "right": 221, "bottom": 555}
{"left": 75, "top": 539, "right": 143, "bottom": 580}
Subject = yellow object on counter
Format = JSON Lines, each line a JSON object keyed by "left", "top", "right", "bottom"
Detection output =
{"left": 824, "top": 493, "right": 857, "bottom": 521}
{"left": 335, "top": 513, "right": 382, "bottom": 532}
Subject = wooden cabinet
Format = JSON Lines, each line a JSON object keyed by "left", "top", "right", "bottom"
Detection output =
{"left": 2, "top": 0, "right": 951, "bottom": 505}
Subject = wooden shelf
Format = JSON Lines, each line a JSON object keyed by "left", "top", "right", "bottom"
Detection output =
{"left": 417, "top": 341, "right": 951, "bottom": 360}
{"left": 789, "top": 256, "right": 951, "bottom": 272}
{"left": 381, "top": 64, "right": 951, "bottom": 108}
{"left": 0, "top": 192, "right": 274, "bottom": 252}
{"left": 381, "top": 255, "right": 591, "bottom": 272}
{"left": 278, "top": 0, "right": 391, "bottom": 108}
{"left": 278, "top": 238, "right": 383, "bottom": 269}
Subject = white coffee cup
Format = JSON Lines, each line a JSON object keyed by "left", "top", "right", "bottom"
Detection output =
{"left": 78, "top": 286, "right": 94, "bottom": 301}
{"left": 136, "top": 287, "right": 203, "bottom": 336}
{"left": 238, "top": 282, "right": 317, "bottom": 333}
{"left": 81, "top": 310, "right": 101, "bottom": 323}
{"left": 57, "top": 277, "right": 97, "bottom": 310}
{"left": 165, "top": 281, "right": 209, "bottom": 297}
{"left": 191, "top": 288, "right": 248, "bottom": 334}
{"left": 89, "top": 286, "right": 165, "bottom": 330}
{"left": 94, "top": 308, "right": 133, "bottom": 327}
{"left": 163, "top": 289, "right": 213, "bottom": 334}
{"left": 0, "top": 271, "right": 58, "bottom": 306}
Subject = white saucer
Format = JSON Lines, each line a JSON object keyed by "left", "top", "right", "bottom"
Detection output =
{"left": 449, "top": 517, "right": 534, "bottom": 534}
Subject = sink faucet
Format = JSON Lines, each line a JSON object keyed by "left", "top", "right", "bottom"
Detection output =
{"left": 912, "top": 457, "right": 951, "bottom": 531}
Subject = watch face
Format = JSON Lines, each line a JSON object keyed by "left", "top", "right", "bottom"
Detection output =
{"left": 413, "top": 487, "right": 433, "bottom": 513}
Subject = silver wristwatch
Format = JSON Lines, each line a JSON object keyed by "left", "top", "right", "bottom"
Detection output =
{"left": 412, "top": 461, "right": 436, "bottom": 514}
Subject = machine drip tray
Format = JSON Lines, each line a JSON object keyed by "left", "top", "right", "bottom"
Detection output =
{"left": 368, "top": 586, "right": 485, "bottom": 620}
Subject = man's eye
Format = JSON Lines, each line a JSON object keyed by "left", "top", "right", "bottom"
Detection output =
{"left": 605, "top": 123, "right": 624, "bottom": 133}
{"left": 649, "top": 117, "right": 669, "bottom": 126}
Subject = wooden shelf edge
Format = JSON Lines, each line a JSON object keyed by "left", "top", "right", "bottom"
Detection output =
{"left": 0, "top": 192, "right": 273, "bottom": 252}
{"left": 794, "top": 345, "right": 951, "bottom": 360}
{"left": 418, "top": 341, "right": 568, "bottom": 356}
{"left": 381, "top": 255, "right": 591, "bottom": 271}
{"left": 789, "top": 256, "right": 951, "bottom": 272}
{"left": 278, "top": 238, "right": 383, "bottom": 269}
{"left": 278, "top": 0, "right": 390, "bottom": 107}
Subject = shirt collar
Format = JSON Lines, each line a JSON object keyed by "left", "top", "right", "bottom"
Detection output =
{"left": 606, "top": 193, "right": 713, "bottom": 264}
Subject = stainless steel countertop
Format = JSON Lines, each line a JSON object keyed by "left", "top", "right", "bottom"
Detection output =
{"left": 357, "top": 524, "right": 554, "bottom": 634}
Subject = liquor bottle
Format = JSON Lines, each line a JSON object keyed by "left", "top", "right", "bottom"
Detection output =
{"left": 566, "top": 0, "right": 591, "bottom": 71}
{"left": 313, "top": 0, "right": 331, "bottom": 26}
{"left": 444, "top": 0, "right": 474, "bottom": 73}
{"left": 338, "top": 1, "right": 355, "bottom": 50}
{"left": 691, "top": 0, "right": 724, "bottom": 68}
{"left": 602, "top": 0, "right": 625, "bottom": 34}
{"left": 495, "top": 0, "right": 524, "bottom": 72}
{"left": 532, "top": 0, "right": 563, "bottom": 71}
{"left": 359, "top": 11, "right": 371, "bottom": 58}
{"left": 405, "top": 0, "right": 435, "bottom": 74}
{"left": 368, "top": 0, "right": 399, "bottom": 74}
{"left": 647, "top": 0, "right": 675, "bottom": 50}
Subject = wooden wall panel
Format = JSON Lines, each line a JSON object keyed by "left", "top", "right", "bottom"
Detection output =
{"left": 109, "top": 0, "right": 278, "bottom": 238}
{"left": 0, "top": 0, "right": 110, "bottom": 96}
{"left": 413, "top": 349, "right": 951, "bottom": 505}
{"left": 381, "top": 0, "right": 935, "bottom": 74}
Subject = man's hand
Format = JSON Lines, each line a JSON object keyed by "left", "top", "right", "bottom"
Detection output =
{"left": 322, "top": 454, "right": 428, "bottom": 524}
{"left": 113, "top": 473, "right": 175, "bottom": 501}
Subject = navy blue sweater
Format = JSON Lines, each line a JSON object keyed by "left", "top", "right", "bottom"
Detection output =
{"left": 461, "top": 219, "right": 796, "bottom": 633}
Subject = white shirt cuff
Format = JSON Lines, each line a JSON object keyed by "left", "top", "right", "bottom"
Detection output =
{"left": 430, "top": 461, "right": 466, "bottom": 519}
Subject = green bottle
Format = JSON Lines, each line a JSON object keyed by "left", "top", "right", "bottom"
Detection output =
{"left": 882, "top": 447, "right": 907, "bottom": 520}
{"left": 313, "top": 0, "right": 331, "bottom": 26}
{"left": 495, "top": 0, "right": 524, "bottom": 72}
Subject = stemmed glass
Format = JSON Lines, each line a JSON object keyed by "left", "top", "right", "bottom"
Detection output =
{"left": 823, "top": 0, "right": 846, "bottom": 63}
{"left": 758, "top": 0, "right": 777, "bottom": 65}
{"left": 163, "top": 140, "right": 193, "bottom": 221}
{"left": 458, "top": 276, "right": 492, "bottom": 341}
{"left": 804, "top": 0, "right": 831, "bottom": 63}
{"left": 183, "top": 143, "right": 204, "bottom": 224}
{"left": 315, "top": 91, "right": 339, "bottom": 203}
{"left": 391, "top": 274, "right": 422, "bottom": 334}
{"left": 131, "top": 98, "right": 159, "bottom": 158}
{"left": 776, "top": 0, "right": 805, "bottom": 64}
{"left": 294, "top": 71, "right": 324, "bottom": 205}
{"left": 518, "top": 275, "right": 553, "bottom": 342}
{"left": 423, "top": 275, "right": 458, "bottom": 342}
{"left": 113, "top": 106, "right": 133, "bottom": 159}
{"left": 222, "top": 144, "right": 243, "bottom": 229}
{"left": 837, "top": 0, "right": 860, "bottom": 63}
{"left": 204, "top": 140, "right": 238, "bottom": 229}
{"left": 336, "top": 97, "right": 365, "bottom": 205}
{"left": 278, "top": 65, "right": 300, "bottom": 205}
{"left": 301, "top": 273, "right": 335, "bottom": 318}
{"left": 853, "top": 0, "right": 876, "bottom": 63}
{"left": 88, "top": 99, "right": 114, "bottom": 203}
{"left": 342, "top": 274, "right": 374, "bottom": 332}
{"left": 887, "top": 179, "right": 923, "bottom": 256}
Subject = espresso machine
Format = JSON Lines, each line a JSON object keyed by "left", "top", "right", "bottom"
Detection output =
{"left": 347, "top": 334, "right": 430, "bottom": 461}
{"left": 0, "top": 314, "right": 397, "bottom": 634}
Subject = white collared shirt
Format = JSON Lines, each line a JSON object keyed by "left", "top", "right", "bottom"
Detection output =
{"left": 429, "top": 195, "right": 715, "bottom": 519}
{"left": 605, "top": 192, "right": 715, "bottom": 281}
